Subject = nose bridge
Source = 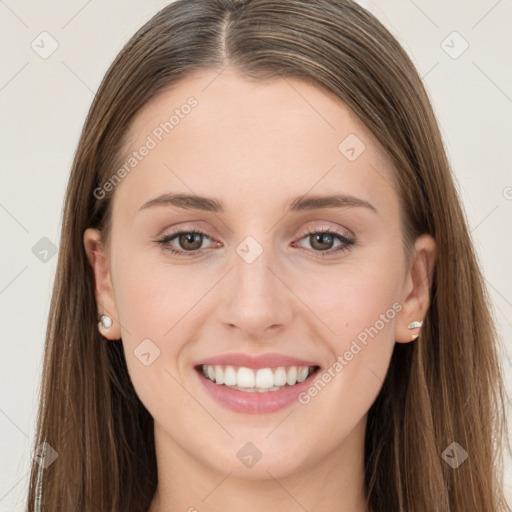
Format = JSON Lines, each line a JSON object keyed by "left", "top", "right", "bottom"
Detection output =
{"left": 218, "top": 233, "right": 292, "bottom": 338}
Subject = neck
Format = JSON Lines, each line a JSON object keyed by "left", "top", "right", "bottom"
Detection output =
{"left": 148, "top": 416, "right": 368, "bottom": 512}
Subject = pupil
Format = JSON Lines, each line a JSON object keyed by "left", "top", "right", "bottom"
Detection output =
{"left": 312, "top": 233, "right": 333, "bottom": 251}
{"left": 180, "top": 233, "right": 202, "bottom": 250}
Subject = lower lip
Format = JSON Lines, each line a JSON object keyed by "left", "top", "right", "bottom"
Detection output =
{"left": 195, "top": 368, "right": 319, "bottom": 414}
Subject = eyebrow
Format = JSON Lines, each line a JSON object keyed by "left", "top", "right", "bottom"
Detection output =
{"left": 139, "top": 192, "right": 377, "bottom": 214}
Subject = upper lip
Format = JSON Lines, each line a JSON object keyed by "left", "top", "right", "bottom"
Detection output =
{"left": 195, "top": 352, "right": 320, "bottom": 370}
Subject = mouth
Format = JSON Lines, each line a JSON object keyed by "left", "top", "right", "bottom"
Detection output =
{"left": 195, "top": 364, "right": 321, "bottom": 393}
{"left": 195, "top": 363, "right": 321, "bottom": 414}
{"left": 193, "top": 353, "right": 322, "bottom": 413}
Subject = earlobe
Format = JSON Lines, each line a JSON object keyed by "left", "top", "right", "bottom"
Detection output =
{"left": 395, "top": 234, "right": 437, "bottom": 344}
{"left": 83, "top": 228, "right": 122, "bottom": 340}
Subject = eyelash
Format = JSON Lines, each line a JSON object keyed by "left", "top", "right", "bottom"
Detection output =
{"left": 155, "top": 225, "right": 355, "bottom": 258}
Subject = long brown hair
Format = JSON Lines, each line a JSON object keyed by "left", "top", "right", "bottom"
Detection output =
{"left": 26, "top": 1, "right": 510, "bottom": 510}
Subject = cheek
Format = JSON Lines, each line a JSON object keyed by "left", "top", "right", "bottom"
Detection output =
{"left": 298, "top": 256, "right": 402, "bottom": 346}
{"left": 110, "top": 243, "right": 227, "bottom": 417}
{"left": 290, "top": 257, "right": 402, "bottom": 416}
{"left": 111, "top": 235, "right": 204, "bottom": 344}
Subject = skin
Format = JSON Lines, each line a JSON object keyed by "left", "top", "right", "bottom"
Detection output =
{"left": 84, "top": 68, "right": 436, "bottom": 512}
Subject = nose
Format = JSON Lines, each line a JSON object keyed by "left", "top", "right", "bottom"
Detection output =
{"left": 217, "top": 242, "right": 294, "bottom": 342}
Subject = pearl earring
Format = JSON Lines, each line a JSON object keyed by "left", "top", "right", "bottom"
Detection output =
{"left": 98, "top": 315, "right": 112, "bottom": 335}
{"left": 407, "top": 320, "right": 423, "bottom": 340}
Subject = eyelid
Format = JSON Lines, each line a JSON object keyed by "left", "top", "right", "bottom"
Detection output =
{"left": 157, "top": 220, "right": 353, "bottom": 241}
{"left": 156, "top": 226, "right": 217, "bottom": 249}
{"left": 292, "top": 224, "right": 356, "bottom": 254}
{"left": 296, "top": 221, "right": 355, "bottom": 240}
{"left": 156, "top": 221, "right": 356, "bottom": 257}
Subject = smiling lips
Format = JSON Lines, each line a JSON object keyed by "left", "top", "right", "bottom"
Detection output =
{"left": 194, "top": 352, "right": 321, "bottom": 413}
{"left": 200, "top": 364, "right": 316, "bottom": 392}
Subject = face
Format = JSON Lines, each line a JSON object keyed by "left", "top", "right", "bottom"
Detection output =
{"left": 85, "top": 68, "right": 435, "bottom": 481}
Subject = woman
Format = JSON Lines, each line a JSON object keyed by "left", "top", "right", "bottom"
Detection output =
{"left": 25, "top": 0, "right": 510, "bottom": 510}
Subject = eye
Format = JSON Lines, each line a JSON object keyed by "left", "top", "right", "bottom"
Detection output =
{"left": 155, "top": 224, "right": 355, "bottom": 258}
{"left": 155, "top": 228, "right": 218, "bottom": 257}
{"left": 293, "top": 225, "right": 355, "bottom": 255}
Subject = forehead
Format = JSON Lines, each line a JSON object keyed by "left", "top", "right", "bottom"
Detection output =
{"left": 112, "top": 68, "right": 398, "bottom": 218}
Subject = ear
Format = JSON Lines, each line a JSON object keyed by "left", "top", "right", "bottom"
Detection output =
{"left": 395, "top": 234, "right": 437, "bottom": 344}
{"left": 83, "top": 228, "right": 122, "bottom": 340}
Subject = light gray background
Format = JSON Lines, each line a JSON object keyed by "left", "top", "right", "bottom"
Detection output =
{"left": 0, "top": 1, "right": 511, "bottom": 510}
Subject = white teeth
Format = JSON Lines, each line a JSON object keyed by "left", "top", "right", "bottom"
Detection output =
{"left": 274, "top": 367, "right": 287, "bottom": 386}
{"left": 215, "top": 366, "right": 224, "bottom": 385}
{"left": 297, "top": 367, "right": 309, "bottom": 383}
{"left": 286, "top": 366, "right": 297, "bottom": 386}
{"left": 255, "top": 368, "right": 274, "bottom": 388}
{"left": 200, "top": 364, "right": 316, "bottom": 391}
{"left": 237, "top": 367, "right": 255, "bottom": 388}
{"left": 223, "top": 365, "right": 237, "bottom": 386}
